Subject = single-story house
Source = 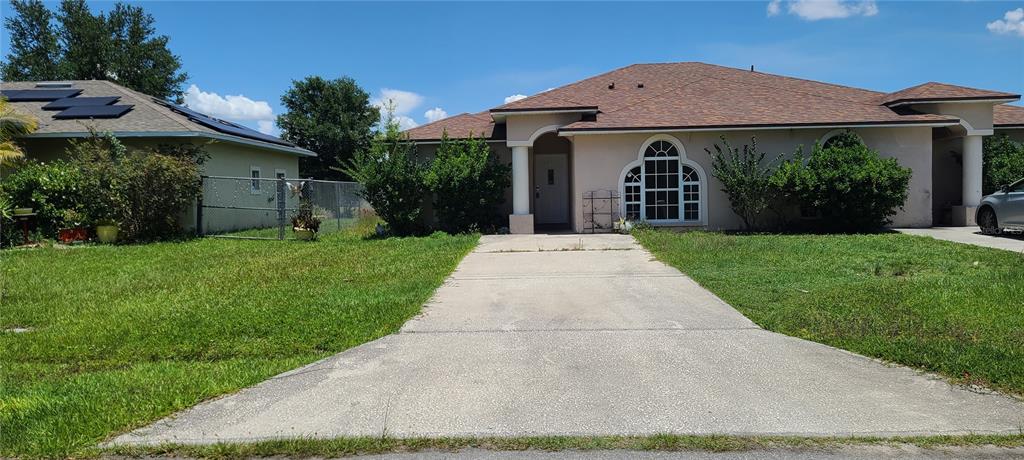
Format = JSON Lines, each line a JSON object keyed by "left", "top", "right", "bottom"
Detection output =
{"left": 2, "top": 80, "right": 316, "bottom": 233}
{"left": 405, "top": 62, "right": 1024, "bottom": 233}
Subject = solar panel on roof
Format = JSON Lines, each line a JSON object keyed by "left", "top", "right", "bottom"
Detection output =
{"left": 154, "top": 99, "right": 295, "bottom": 147}
{"left": 42, "top": 96, "right": 120, "bottom": 110}
{"left": 35, "top": 83, "right": 74, "bottom": 88}
{"left": 0, "top": 89, "right": 83, "bottom": 101}
{"left": 53, "top": 105, "right": 133, "bottom": 119}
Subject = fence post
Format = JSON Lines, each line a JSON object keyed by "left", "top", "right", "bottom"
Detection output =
{"left": 277, "top": 177, "right": 286, "bottom": 240}
{"left": 196, "top": 176, "right": 205, "bottom": 237}
{"left": 196, "top": 196, "right": 204, "bottom": 237}
{"left": 336, "top": 182, "right": 342, "bottom": 231}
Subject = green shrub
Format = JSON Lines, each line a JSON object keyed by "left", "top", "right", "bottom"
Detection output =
{"left": 70, "top": 132, "right": 204, "bottom": 241}
{"left": 0, "top": 160, "right": 89, "bottom": 243}
{"left": 425, "top": 132, "right": 510, "bottom": 233}
{"left": 707, "top": 136, "right": 781, "bottom": 230}
{"left": 344, "top": 114, "right": 425, "bottom": 236}
{"left": 983, "top": 134, "right": 1024, "bottom": 195}
{"left": 772, "top": 131, "right": 911, "bottom": 232}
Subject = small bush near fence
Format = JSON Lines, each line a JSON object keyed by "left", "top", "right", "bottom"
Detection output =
{"left": 345, "top": 115, "right": 426, "bottom": 237}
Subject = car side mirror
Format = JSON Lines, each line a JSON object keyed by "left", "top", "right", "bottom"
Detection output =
{"left": 999, "top": 184, "right": 1010, "bottom": 193}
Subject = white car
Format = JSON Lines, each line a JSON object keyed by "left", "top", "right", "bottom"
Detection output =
{"left": 977, "top": 178, "right": 1024, "bottom": 234}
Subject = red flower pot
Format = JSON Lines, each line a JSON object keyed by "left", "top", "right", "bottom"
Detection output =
{"left": 58, "top": 227, "right": 88, "bottom": 244}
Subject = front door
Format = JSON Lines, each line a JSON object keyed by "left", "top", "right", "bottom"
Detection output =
{"left": 534, "top": 153, "right": 569, "bottom": 225}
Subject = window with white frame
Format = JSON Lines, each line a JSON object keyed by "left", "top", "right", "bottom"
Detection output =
{"left": 250, "top": 166, "right": 261, "bottom": 194}
{"left": 643, "top": 140, "right": 681, "bottom": 220}
{"left": 620, "top": 138, "right": 703, "bottom": 224}
{"left": 624, "top": 166, "right": 642, "bottom": 220}
{"left": 681, "top": 165, "right": 700, "bottom": 221}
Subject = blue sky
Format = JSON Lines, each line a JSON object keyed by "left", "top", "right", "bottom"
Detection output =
{"left": 2, "top": 1, "right": 1023, "bottom": 134}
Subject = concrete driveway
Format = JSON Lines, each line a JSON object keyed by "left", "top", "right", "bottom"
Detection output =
{"left": 896, "top": 227, "right": 1024, "bottom": 253}
{"left": 112, "top": 234, "right": 1024, "bottom": 446}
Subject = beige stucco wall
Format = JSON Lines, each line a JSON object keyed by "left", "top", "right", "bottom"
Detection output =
{"left": 565, "top": 126, "right": 934, "bottom": 232}
{"left": 914, "top": 102, "right": 994, "bottom": 132}
{"left": 505, "top": 113, "right": 583, "bottom": 144}
{"left": 10, "top": 136, "right": 301, "bottom": 234}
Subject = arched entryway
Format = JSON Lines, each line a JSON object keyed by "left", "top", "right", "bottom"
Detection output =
{"left": 532, "top": 132, "right": 572, "bottom": 231}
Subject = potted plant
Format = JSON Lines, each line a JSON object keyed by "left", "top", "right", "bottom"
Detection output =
{"left": 95, "top": 218, "right": 119, "bottom": 244}
{"left": 615, "top": 217, "right": 635, "bottom": 234}
{"left": 58, "top": 209, "right": 89, "bottom": 244}
{"left": 291, "top": 203, "right": 321, "bottom": 241}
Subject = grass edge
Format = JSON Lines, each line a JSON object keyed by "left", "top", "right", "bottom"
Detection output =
{"left": 92, "top": 434, "right": 1024, "bottom": 459}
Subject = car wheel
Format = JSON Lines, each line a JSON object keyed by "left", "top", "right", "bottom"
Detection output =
{"left": 978, "top": 207, "right": 1000, "bottom": 235}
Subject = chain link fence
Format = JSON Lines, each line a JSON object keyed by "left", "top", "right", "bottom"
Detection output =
{"left": 197, "top": 175, "right": 369, "bottom": 240}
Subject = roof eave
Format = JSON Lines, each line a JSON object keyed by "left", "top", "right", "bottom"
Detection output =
{"left": 21, "top": 131, "right": 317, "bottom": 157}
{"left": 489, "top": 107, "right": 599, "bottom": 122}
{"left": 883, "top": 96, "right": 1021, "bottom": 108}
{"left": 557, "top": 120, "right": 961, "bottom": 136}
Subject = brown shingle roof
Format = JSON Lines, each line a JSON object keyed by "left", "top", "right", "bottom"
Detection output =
{"left": 405, "top": 62, "right": 1019, "bottom": 139}
{"left": 403, "top": 111, "right": 502, "bottom": 141}
{"left": 995, "top": 104, "right": 1024, "bottom": 127}
{"left": 882, "top": 82, "right": 1020, "bottom": 106}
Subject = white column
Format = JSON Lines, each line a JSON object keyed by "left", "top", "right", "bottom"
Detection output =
{"left": 512, "top": 146, "right": 529, "bottom": 215}
{"left": 962, "top": 135, "right": 983, "bottom": 207}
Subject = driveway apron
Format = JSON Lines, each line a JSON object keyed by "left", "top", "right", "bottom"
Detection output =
{"left": 112, "top": 234, "right": 1024, "bottom": 445}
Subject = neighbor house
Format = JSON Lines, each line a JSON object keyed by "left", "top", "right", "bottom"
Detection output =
{"left": 2, "top": 80, "right": 315, "bottom": 233}
{"left": 405, "top": 62, "right": 1024, "bottom": 233}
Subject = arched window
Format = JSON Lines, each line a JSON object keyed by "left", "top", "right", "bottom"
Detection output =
{"left": 619, "top": 137, "right": 704, "bottom": 224}
{"left": 643, "top": 141, "right": 681, "bottom": 220}
{"left": 681, "top": 165, "right": 700, "bottom": 221}
{"left": 820, "top": 130, "right": 863, "bottom": 150}
{"left": 623, "top": 166, "right": 642, "bottom": 220}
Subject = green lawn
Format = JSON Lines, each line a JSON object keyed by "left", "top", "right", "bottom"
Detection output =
{"left": 0, "top": 221, "right": 477, "bottom": 457}
{"left": 212, "top": 217, "right": 358, "bottom": 239}
{"left": 634, "top": 230, "right": 1024, "bottom": 396}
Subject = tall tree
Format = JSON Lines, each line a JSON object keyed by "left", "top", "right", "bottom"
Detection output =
{"left": 277, "top": 76, "right": 380, "bottom": 180}
{"left": 2, "top": 0, "right": 188, "bottom": 101}
{"left": 1, "top": 0, "right": 62, "bottom": 80}
{"left": 104, "top": 3, "right": 187, "bottom": 101}
{"left": 56, "top": 0, "right": 109, "bottom": 81}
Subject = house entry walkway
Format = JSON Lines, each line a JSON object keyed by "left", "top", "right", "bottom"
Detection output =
{"left": 113, "top": 234, "right": 1024, "bottom": 445}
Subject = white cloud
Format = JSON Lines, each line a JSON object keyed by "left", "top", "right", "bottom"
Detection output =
{"left": 256, "top": 120, "right": 276, "bottom": 135}
{"left": 987, "top": 8, "right": 1024, "bottom": 37}
{"left": 768, "top": 0, "right": 878, "bottom": 21}
{"left": 393, "top": 115, "right": 419, "bottom": 130}
{"left": 424, "top": 107, "right": 448, "bottom": 123}
{"left": 371, "top": 88, "right": 424, "bottom": 116}
{"left": 504, "top": 94, "right": 528, "bottom": 104}
{"left": 184, "top": 84, "right": 273, "bottom": 121}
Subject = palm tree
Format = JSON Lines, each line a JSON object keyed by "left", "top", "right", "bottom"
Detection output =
{"left": 0, "top": 98, "right": 38, "bottom": 165}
